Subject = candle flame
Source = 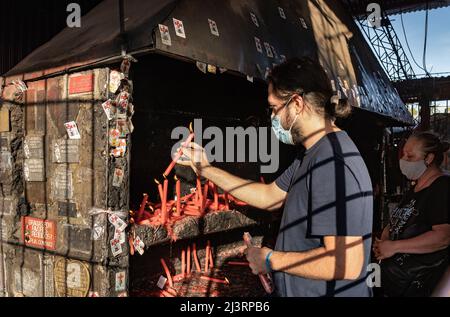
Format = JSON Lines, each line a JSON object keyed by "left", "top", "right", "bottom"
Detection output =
{"left": 189, "top": 122, "right": 193, "bottom": 133}
{"left": 154, "top": 179, "right": 160, "bottom": 185}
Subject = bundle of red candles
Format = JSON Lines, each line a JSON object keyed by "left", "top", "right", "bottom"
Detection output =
{"left": 132, "top": 177, "right": 247, "bottom": 227}
{"left": 156, "top": 240, "right": 230, "bottom": 297}
{"left": 130, "top": 126, "right": 249, "bottom": 229}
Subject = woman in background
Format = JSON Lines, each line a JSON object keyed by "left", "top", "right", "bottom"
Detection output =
{"left": 374, "top": 131, "right": 450, "bottom": 297}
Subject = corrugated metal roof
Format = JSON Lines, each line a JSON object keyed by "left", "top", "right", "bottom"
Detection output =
{"left": 2, "top": 0, "right": 413, "bottom": 125}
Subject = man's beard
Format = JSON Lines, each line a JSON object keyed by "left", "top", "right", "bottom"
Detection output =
{"left": 285, "top": 111, "right": 304, "bottom": 145}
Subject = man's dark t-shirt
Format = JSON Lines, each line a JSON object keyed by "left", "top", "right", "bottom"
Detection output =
{"left": 274, "top": 131, "right": 373, "bottom": 297}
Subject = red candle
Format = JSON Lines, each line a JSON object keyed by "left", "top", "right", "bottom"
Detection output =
{"left": 181, "top": 249, "right": 186, "bottom": 276}
{"left": 227, "top": 261, "right": 249, "bottom": 266}
{"left": 205, "top": 241, "right": 210, "bottom": 272}
{"left": 160, "top": 258, "right": 173, "bottom": 287}
{"left": 213, "top": 184, "right": 219, "bottom": 210}
{"left": 196, "top": 177, "right": 203, "bottom": 206}
{"left": 202, "top": 182, "right": 209, "bottom": 212}
{"left": 137, "top": 193, "right": 148, "bottom": 221}
{"left": 163, "top": 132, "right": 195, "bottom": 178}
{"left": 162, "top": 179, "right": 169, "bottom": 223}
{"left": 155, "top": 179, "right": 164, "bottom": 203}
{"left": 175, "top": 176, "right": 181, "bottom": 216}
{"left": 187, "top": 246, "right": 191, "bottom": 275}
{"left": 193, "top": 243, "right": 201, "bottom": 272}
{"left": 209, "top": 246, "right": 214, "bottom": 269}
{"left": 200, "top": 276, "right": 229, "bottom": 285}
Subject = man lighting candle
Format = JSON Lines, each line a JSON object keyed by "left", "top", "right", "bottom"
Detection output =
{"left": 176, "top": 58, "right": 374, "bottom": 297}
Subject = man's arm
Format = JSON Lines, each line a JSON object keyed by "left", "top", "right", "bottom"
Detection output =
{"left": 201, "top": 166, "right": 287, "bottom": 211}
{"left": 247, "top": 236, "right": 365, "bottom": 280}
{"left": 177, "top": 142, "right": 287, "bottom": 211}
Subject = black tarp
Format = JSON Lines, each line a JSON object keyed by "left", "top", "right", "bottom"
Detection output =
{"left": 4, "top": 0, "right": 413, "bottom": 125}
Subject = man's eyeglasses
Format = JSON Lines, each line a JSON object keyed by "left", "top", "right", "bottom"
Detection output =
{"left": 265, "top": 94, "right": 296, "bottom": 117}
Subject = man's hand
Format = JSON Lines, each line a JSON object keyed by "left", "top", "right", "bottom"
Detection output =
{"left": 245, "top": 246, "right": 273, "bottom": 275}
{"left": 175, "top": 142, "right": 211, "bottom": 176}
{"left": 373, "top": 238, "right": 397, "bottom": 261}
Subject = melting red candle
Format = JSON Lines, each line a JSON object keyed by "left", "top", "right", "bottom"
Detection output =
{"left": 163, "top": 123, "right": 195, "bottom": 178}
{"left": 162, "top": 178, "right": 169, "bottom": 223}
{"left": 175, "top": 176, "right": 181, "bottom": 216}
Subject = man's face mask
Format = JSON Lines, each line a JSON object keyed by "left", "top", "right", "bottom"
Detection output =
{"left": 271, "top": 96, "right": 298, "bottom": 145}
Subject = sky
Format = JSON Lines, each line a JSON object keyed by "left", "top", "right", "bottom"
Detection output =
{"left": 389, "top": 7, "right": 450, "bottom": 76}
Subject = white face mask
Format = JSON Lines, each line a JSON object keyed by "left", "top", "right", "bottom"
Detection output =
{"left": 270, "top": 95, "right": 299, "bottom": 145}
{"left": 399, "top": 159, "right": 428, "bottom": 180}
{"left": 271, "top": 113, "right": 298, "bottom": 145}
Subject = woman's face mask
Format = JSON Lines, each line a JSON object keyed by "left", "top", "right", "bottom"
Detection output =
{"left": 271, "top": 96, "right": 298, "bottom": 145}
{"left": 399, "top": 158, "right": 428, "bottom": 180}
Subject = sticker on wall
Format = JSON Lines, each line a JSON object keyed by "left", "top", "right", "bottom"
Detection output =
{"left": 116, "top": 114, "right": 129, "bottom": 137}
{"left": 157, "top": 276, "right": 167, "bottom": 289}
{"left": 112, "top": 168, "right": 124, "bottom": 187}
{"left": 116, "top": 91, "right": 130, "bottom": 113}
{"left": 109, "top": 129, "right": 120, "bottom": 147}
{"left": 133, "top": 236, "right": 145, "bottom": 255}
{"left": 299, "top": 17, "right": 308, "bottom": 29}
{"left": 24, "top": 159, "right": 45, "bottom": 182}
{"left": 92, "top": 223, "right": 104, "bottom": 241}
{"left": 110, "top": 238, "right": 123, "bottom": 257}
{"left": 109, "top": 71, "right": 124, "bottom": 94}
{"left": 254, "top": 37, "right": 263, "bottom": 53}
{"left": 158, "top": 24, "right": 172, "bottom": 46}
{"left": 196, "top": 62, "right": 207, "bottom": 74}
{"left": 54, "top": 258, "right": 90, "bottom": 297}
{"left": 110, "top": 139, "right": 127, "bottom": 157}
{"left": 53, "top": 139, "right": 80, "bottom": 163}
{"left": 22, "top": 217, "right": 57, "bottom": 250}
{"left": 68, "top": 74, "right": 93, "bottom": 95}
{"left": 208, "top": 19, "right": 219, "bottom": 36}
{"left": 173, "top": 18, "right": 186, "bottom": 38}
{"left": 114, "top": 228, "right": 126, "bottom": 244}
{"left": 207, "top": 65, "right": 217, "bottom": 74}
{"left": 115, "top": 271, "right": 126, "bottom": 292}
{"left": 120, "top": 59, "right": 131, "bottom": 77}
{"left": 24, "top": 135, "right": 44, "bottom": 159}
{"left": 278, "top": 7, "right": 286, "bottom": 19}
{"left": 108, "top": 213, "right": 127, "bottom": 232}
{"left": 53, "top": 166, "right": 74, "bottom": 200}
{"left": 264, "top": 42, "right": 274, "bottom": 58}
{"left": 64, "top": 121, "right": 81, "bottom": 140}
{"left": 102, "top": 100, "right": 114, "bottom": 120}
{"left": 250, "top": 12, "right": 259, "bottom": 27}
